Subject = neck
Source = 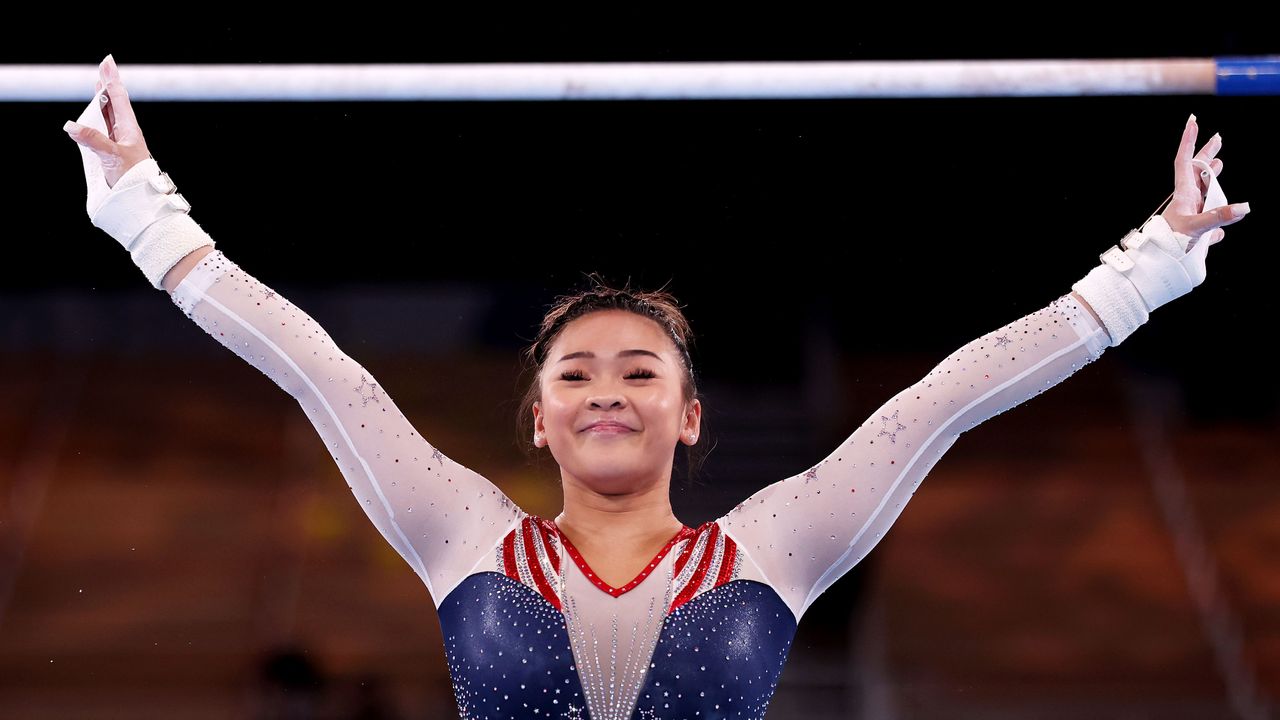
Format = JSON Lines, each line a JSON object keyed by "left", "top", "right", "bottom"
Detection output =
{"left": 555, "top": 472, "right": 685, "bottom": 546}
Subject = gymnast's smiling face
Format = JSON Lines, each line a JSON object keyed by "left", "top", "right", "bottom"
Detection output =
{"left": 533, "top": 309, "right": 700, "bottom": 497}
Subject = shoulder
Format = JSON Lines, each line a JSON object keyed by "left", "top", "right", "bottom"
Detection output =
{"left": 668, "top": 519, "right": 743, "bottom": 609}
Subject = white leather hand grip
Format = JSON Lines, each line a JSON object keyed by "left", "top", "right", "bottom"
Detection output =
{"left": 72, "top": 88, "right": 214, "bottom": 289}
{"left": 1072, "top": 159, "right": 1228, "bottom": 347}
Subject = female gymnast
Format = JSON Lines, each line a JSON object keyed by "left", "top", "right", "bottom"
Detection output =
{"left": 63, "top": 55, "right": 1250, "bottom": 719}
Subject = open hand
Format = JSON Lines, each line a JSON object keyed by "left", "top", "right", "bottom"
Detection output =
{"left": 62, "top": 54, "right": 152, "bottom": 189}
{"left": 1161, "top": 114, "right": 1250, "bottom": 247}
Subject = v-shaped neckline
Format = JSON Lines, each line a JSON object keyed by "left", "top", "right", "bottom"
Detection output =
{"left": 550, "top": 519, "right": 696, "bottom": 598}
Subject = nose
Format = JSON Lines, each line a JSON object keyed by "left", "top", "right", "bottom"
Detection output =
{"left": 587, "top": 394, "right": 626, "bottom": 410}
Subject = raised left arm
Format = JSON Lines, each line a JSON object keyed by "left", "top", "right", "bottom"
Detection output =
{"left": 718, "top": 291, "right": 1110, "bottom": 622}
{"left": 717, "top": 114, "right": 1251, "bottom": 623}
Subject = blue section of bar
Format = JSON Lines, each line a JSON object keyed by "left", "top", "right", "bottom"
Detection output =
{"left": 1216, "top": 56, "right": 1280, "bottom": 96}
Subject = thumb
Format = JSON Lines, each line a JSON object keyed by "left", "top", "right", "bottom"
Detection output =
{"left": 62, "top": 120, "right": 116, "bottom": 158}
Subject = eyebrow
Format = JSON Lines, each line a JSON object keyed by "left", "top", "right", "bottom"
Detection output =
{"left": 556, "top": 349, "right": 666, "bottom": 364}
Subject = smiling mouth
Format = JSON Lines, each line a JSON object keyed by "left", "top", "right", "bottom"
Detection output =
{"left": 584, "top": 425, "right": 633, "bottom": 434}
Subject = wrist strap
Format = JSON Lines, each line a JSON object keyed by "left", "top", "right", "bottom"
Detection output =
{"left": 1103, "top": 215, "right": 1197, "bottom": 312}
{"left": 1071, "top": 263, "right": 1149, "bottom": 347}
{"left": 1071, "top": 159, "right": 1225, "bottom": 348}
{"left": 90, "top": 158, "right": 190, "bottom": 249}
{"left": 131, "top": 213, "right": 216, "bottom": 290}
{"left": 88, "top": 158, "right": 217, "bottom": 290}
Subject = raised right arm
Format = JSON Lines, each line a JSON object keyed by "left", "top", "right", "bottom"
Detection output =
{"left": 65, "top": 57, "right": 525, "bottom": 605}
{"left": 161, "top": 242, "right": 524, "bottom": 603}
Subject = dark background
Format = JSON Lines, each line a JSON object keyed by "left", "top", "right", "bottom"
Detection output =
{"left": 15, "top": 23, "right": 1278, "bottom": 414}
{"left": 2, "top": 18, "right": 1277, "bottom": 720}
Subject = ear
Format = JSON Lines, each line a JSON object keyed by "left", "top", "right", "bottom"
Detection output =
{"left": 683, "top": 398, "right": 702, "bottom": 445}
{"left": 532, "top": 400, "right": 544, "bottom": 446}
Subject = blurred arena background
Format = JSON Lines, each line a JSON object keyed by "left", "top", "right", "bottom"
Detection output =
{"left": 2, "top": 20, "right": 1278, "bottom": 720}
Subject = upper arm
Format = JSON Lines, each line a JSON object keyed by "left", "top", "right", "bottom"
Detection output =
{"left": 718, "top": 293, "right": 1110, "bottom": 622}
{"left": 170, "top": 249, "right": 525, "bottom": 603}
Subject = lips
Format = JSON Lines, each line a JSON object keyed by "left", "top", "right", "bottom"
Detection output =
{"left": 583, "top": 421, "right": 633, "bottom": 433}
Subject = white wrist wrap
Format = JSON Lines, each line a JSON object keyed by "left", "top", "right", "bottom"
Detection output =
{"left": 90, "top": 158, "right": 187, "bottom": 243}
{"left": 73, "top": 90, "right": 215, "bottom": 289}
{"left": 129, "top": 211, "right": 215, "bottom": 289}
{"left": 1071, "top": 262, "right": 1149, "bottom": 347}
{"left": 90, "top": 159, "right": 215, "bottom": 290}
{"left": 1072, "top": 158, "right": 1228, "bottom": 347}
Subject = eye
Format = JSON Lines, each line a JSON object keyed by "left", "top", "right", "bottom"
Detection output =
{"left": 559, "top": 368, "right": 657, "bottom": 381}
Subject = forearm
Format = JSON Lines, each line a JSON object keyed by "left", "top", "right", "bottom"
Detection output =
{"left": 721, "top": 291, "right": 1112, "bottom": 620}
{"left": 161, "top": 243, "right": 216, "bottom": 293}
{"left": 1070, "top": 290, "right": 1112, "bottom": 344}
{"left": 167, "top": 248, "right": 521, "bottom": 603}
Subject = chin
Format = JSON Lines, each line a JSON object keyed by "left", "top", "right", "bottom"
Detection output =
{"left": 571, "top": 463, "right": 657, "bottom": 494}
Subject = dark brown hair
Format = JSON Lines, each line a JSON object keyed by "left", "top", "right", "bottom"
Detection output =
{"left": 515, "top": 272, "right": 711, "bottom": 487}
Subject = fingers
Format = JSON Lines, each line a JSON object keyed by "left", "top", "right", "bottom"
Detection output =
{"left": 1172, "top": 115, "right": 1201, "bottom": 211}
{"left": 1194, "top": 157, "right": 1224, "bottom": 198}
{"left": 1192, "top": 132, "right": 1224, "bottom": 197}
{"left": 1174, "top": 114, "right": 1196, "bottom": 167}
{"left": 99, "top": 54, "right": 120, "bottom": 86}
{"left": 97, "top": 55, "right": 142, "bottom": 142}
{"left": 101, "top": 88, "right": 117, "bottom": 143}
{"left": 1192, "top": 156, "right": 1223, "bottom": 196}
{"left": 1165, "top": 114, "right": 1245, "bottom": 245}
{"left": 1180, "top": 202, "right": 1252, "bottom": 237}
{"left": 1194, "top": 132, "right": 1222, "bottom": 165}
{"left": 62, "top": 121, "right": 115, "bottom": 156}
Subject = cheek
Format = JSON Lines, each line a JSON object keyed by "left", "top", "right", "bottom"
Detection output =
{"left": 540, "top": 393, "right": 575, "bottom": 431}
{"left": 645, "top": 393, "right": 686, "bottom": 428}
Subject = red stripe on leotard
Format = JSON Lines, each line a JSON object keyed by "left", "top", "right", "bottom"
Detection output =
{"left": 715, "top": 529, "right": 738, "bottom": 587}
{"left": 522, "top": 518, "right": 561, "bottom": 611}
{"left": 672, "top": 522, "right": 706, "bottom": 578}
{"left": 534, "top": 517, "right": 561, "bottom": 576}
{"left": 672, "top": 523, "right": 719, "bottom": 611}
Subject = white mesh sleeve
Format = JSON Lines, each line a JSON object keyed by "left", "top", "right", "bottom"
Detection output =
{"left": 718, "top": 293, "right": 1112, "bottom": 622}
{"left": 168, "top": 249, "right": 524, "bottom": 606}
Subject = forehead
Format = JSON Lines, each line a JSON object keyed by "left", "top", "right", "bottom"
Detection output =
{"left": 549, "top": 310, "right": 671, "bottom": 356}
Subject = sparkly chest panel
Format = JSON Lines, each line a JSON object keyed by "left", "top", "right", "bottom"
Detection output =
{"left": 439, "top": 575, "right": 797, "bottom": 720}
{"left": 440, "top": 572, "right": 585, "bottom": 719}
{"left": 628, "top": 580, "right": 796, "bottom": 720}
{"left": 437, "top": 517, "right": 799, "bottom": 719}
